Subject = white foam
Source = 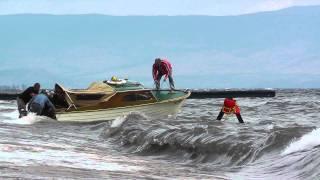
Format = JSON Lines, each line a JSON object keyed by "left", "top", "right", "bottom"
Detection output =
{"left": 0, "top": 144, "right": 142, "bottom": 172}
{"left": 0, "top": 104, "right": 16, "bottom": 109}
{"left": 2, "top": 109, "right": 19, "bottom": 119}
{"left": 0, "top": 100, "right": 11, "bottom": 104}
{"left": 2, "top": 111, "right": 55, "bottom": 125}
{"left": 267, "top": 124, "right": 274, "bottom": 131}
{"left": 282, "top": 128, "right": 320, "bottom": 155}
{"left": 110, "top": 112, "right": 147, "bottom": 128}
{"left": 110, "top": 116, "right": 127, "bottom": 128}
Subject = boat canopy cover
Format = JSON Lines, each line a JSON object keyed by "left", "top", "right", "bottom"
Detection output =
{"left": 87, "top": 82, "right": 115, "bottom": 94}
{"left": 55, "top": 82, "right": 116, "bottom": 108}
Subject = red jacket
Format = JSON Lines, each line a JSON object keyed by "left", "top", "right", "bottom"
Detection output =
{"left": 223, "top": 98, "right": 240, "bottom": 114}
{"left": 152, "top": 59, "right": 172, "bottom": 81}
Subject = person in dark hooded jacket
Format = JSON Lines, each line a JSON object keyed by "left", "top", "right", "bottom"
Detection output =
{"left": 17, "top": 83, "right": 40, "bottom": 118}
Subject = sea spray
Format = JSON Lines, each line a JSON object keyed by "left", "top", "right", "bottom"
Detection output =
{"left": 110, "top": 116, "right": 129, "bottom": 128}
{"left": 104, "top": 112, "right": 148, "bottom": 137}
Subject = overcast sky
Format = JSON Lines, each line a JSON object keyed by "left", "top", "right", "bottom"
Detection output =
{"left": 0, "top": 0, "right": 320, "bottom": 16}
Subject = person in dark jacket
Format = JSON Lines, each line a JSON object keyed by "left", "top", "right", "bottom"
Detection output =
{"left": 28, "top": 93, "right": 56, "bottom": 119}
{"left": 216, "top": 97, "right": 244, "bottom": 123}
{"left": 152, "top": 58, "right": 175, "bottom": 90}
{"left": 17, "top": 83, "right": 40, "bottom": 118}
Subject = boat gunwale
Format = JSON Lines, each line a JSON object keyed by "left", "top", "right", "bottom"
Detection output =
{"left": 56, "top": 90, "right": 191, "bottom": 115}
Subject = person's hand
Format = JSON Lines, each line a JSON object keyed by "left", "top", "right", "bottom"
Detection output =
{"left": 163, "top": 78, "right": 167, "bottom": 82}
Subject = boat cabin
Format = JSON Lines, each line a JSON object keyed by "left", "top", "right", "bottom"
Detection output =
{"left": 51, "top": 81, "right": 186, "bottom": 112}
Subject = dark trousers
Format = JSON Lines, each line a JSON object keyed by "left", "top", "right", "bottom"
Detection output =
{"left": 216, "top": 111, "right": 244, "bottom": 123}
{"left": 155, "top": 73, "right": 175, "bottom": 90}
{"left": 17, "top": 97, "right": 27, "bottom": 118}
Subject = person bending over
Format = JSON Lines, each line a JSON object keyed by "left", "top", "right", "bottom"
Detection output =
{"left": 152, "top": 58, "right": 175, "bottom": 90}
{"left": 28, "top": 93, "right": 56, "bottom": 119}
{"left": 216, "top": 97, "right": 244, "bottom": 123}
{"left": 17, "top": 83, "right": 40, "bottom": 118}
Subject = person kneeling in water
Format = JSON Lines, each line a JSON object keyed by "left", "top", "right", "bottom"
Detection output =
{"left": 216, "top": 97, "right": 244, "bottom": 123}
{"left": 28, "top": 93, "right": 56, "bottom": 119}
{"left": 17, "top": 83, "right": 40, "bottom": 118}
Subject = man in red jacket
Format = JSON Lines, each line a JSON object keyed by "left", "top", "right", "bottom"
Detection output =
{"left": 216, "top": 97, "right": 244, "bottom": 123}
{"left": 152, "top": 58, "right": 175, "bottom": 90}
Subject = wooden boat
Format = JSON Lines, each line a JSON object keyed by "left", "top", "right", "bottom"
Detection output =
{"left": 52, "top": 81, "right": 190, "bottom": 122}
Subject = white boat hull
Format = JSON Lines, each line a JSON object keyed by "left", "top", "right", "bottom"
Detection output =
{"left": 56, "top": 98, "right": 186, "bottom": 122}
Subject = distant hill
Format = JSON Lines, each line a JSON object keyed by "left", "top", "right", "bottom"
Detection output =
{"left": 0, "top": 6, "right": 319, "bottom": 88}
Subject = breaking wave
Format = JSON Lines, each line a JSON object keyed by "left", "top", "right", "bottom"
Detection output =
{"left": 282, "top": 128, "right": 320, "bottom": 155}
{"left": 235, "top": 128, "right": 320, "bottom": 179}
{"left": 102, "top": 113, "right": 315, "bottom": 168}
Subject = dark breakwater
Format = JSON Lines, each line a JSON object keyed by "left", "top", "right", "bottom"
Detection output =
{"left": 0, "top": 89, "right": 276, "bottom": 100}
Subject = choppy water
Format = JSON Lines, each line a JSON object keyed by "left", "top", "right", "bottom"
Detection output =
{"left": 0, "top": 89, "right": 320, "bottom": 179}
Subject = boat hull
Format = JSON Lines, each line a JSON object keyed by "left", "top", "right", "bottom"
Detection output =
{"left": 56, "top": 98, "right": 186, "bottom": 122}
